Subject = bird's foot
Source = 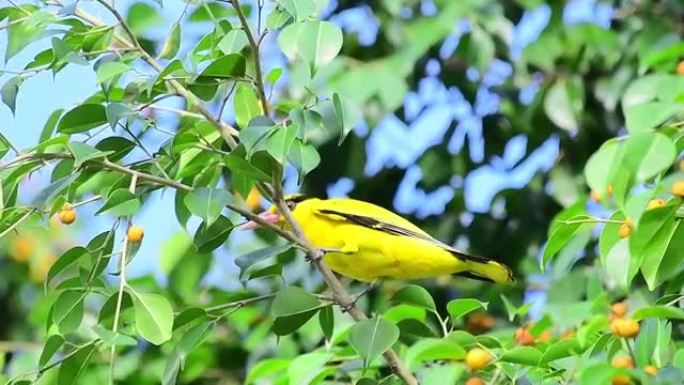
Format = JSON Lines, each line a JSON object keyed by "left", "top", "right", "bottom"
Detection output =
{"left": 307, "top": 248, "right": 344, "bottom": 262}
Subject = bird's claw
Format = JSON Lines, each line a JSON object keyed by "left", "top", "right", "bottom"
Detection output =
{"left": 306, "top": 249, "right": 326, "bottom": 262}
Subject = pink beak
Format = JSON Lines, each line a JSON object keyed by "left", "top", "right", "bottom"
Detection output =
{"left": 240, "top": 211, "right": 281, "bottom": 230}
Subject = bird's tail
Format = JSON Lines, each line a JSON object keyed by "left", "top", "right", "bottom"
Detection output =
{"left": 452, "top": 252, "right": 516, "bottom": 285}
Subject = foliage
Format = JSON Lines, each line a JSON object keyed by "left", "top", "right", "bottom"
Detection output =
{"left": 1, "top": 0, "right": 684, "bottom": 384}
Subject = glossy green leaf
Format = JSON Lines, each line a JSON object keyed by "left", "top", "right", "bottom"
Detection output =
{"left": 39, "top": 334, "right": 64, "bottom": 366}
{"left": 319, "top": 305, "right": 334, "bottom": 342}
{"left": 392, "top": 285, "right": 436, "bottom": 312}
{"left": 217, "top": 29, "right": 248, "bottom": 54}
{"left": 96, "top": 188, "right": 140, "bottom": 217}
{"left": 223, "top": 153, "right": 271, "bottom": 181}
{"left": 288, "top": 140, "right": 320, "bottom": 181}
{"left": 130, "top": 291, "right": 174, "bottom": 345}
{"left": 234, "top": 83, "right": 262, "bottom": 129}
{"left": 184, "top": 187, "right": 231, "bottom": 226}
{"left": 287, "top": 352, "right": 333, "bottom": 385}
{"left": 57, "top": 104, "right": 107, "bottom": 134}
{"left": 1, "top": 76, "right": 22, "bottom": 115}
{"left": 266, "top": 124, "right": 298, "bottom": 164}
{"left": 95, "top": 136, "right": 135, "bottom": 162}
{"left": 349, "top": 317, "right": 400, "bottom": 368}
{"left": 278, "top": 20, "right": 343, "bottom": 74}
{"left": 67, "top": 142, "right": 110, "bottom": 167}
{"left": 625, "top": 102, "right": 680, "bottom": 132}
{"left": 543, "top": 77, "right": 584, "bottom": 132}
{"left": 541, "top": 216, "right": 591, "bottom": 269}
{"left": 193, "top": 215, "right": 233, "bottom": 253}
{"left": 245, "top": 358, "right": 289, "bottom": 384}
{"left": 92, "top": 325, "right": 138, "bottom": 347}
{"left": 126, "top": 2, "right": 163, "bottom": 35}
{"left": 446, "top": 298, "right": 487, "bottom": 321}
{"left": 271, "top": 286, "right": 321, "bottom": 335}
{"left": 540, "top": 338, "right": 583, "bottom": 364}
{"left": 57, "top": 343, "right": 95, "bottom": 385}
{"left": 278, "top": 0, "right": 315, "bottom": 21}
{"left": 52, "top": 290, "right": 85, "bottom": 333}
{"left": 159, "top": 22, "right": 181, "bottom": 60}
{"left": 404, "top": 338, "right": 466, "bottom": 369}
{"left": 47, "top": 246, "right": 90, "bottom": 285}
{"left": 633, "top": 306, "right": 684, "bottom": 321}
{"left": 96, "top": 61, "right": 130, "bottom": 83}
{"left": 499, "top": 346, "right": 543, "bottom": 366}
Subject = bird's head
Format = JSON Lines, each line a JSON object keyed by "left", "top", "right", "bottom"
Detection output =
{"left": 240, "top": 194, "right": 312, "bottom": 230}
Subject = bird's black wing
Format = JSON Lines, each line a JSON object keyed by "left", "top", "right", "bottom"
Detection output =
{"left": 317, "top": 209, "right": 490, "bottom": 264}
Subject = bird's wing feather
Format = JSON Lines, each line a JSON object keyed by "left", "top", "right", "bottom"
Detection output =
{"left": 316, "top": 208, "right": 491, "bottom": 264}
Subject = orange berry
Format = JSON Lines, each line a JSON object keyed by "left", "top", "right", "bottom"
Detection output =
{"left": 58, "top": 209, "right": 76, "bottom": 225}
{"left": 646, "top": 199, "right": 666, "bottom": 210}
{"left": 515, "top": 327, "right": 536, "bottom": 346}
{"left": 465, "top": 348, "right": 491, "bottom": 370}
{"left": 465, "top": 377, "right": 485, "bottom": 385}
{"left": 677, "top": 61, "right": 684, "bottom": 76}
{"left": 611, "top": 302, "right": 628, "bottom": 318}
{"left": 611, "top": 318, "right": 640, "bottom": 338}
{"left": 612, "top": 356, "right": 634, "bottom": 368}
{"left": 671, "top": 180, "right": 684, "bottom": 197}
{"left": 467, "top": 313, "right": 495, "bottom": 334}
{"left": 591, "top": 190, "right": 602, "bottom": 202}
{"left": 624, "top": 218, "right": 634, "bottom": 228}
{"left": 10, "top": 236, "right": 34, "bottom": 263}
{"left": 644, "top": 365, "right": 658, "bottom": 376}
{"left": 618, "top": 224, "right": 631, "bottom": 238}
{"left": 538, "top": 330, "right": 552, "bottom": 343}
{"left": 612, "top": 375, "right": 631, "bottom": 385}
{"left": 127, "top": 226, "right": 144, "bottom": 243}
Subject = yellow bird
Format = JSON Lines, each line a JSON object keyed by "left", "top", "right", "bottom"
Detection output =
{"left": 243, "top": 195, "right": 515, "bottom": 285}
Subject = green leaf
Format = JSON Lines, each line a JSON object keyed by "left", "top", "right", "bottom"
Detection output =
{"left": 177, "top": 320, "right": 213, "bottom": 355}
{"left": 287, "top": 352, "right": 333, "bottom": 385}
{"left": 95, "top": 136, "right": 136, "bottom": 162}
{"left": 278, "top": 0, "right": 315, "bottom": 21}
{"left": 217, "top": 29, "right": 248, "bottom": 54}
{"left": 0, "top": 132, "right": 13, "bottom": 158}
{"left": 599, "top": 211, "right": 626, "bottom": 266}
{"left": 39, "top": 334, "right": 64, "bottom": 366}
{"left": 245, "top": 358, "right": 289, "bottom": 384}
{"left": 240, "top": 117, "right": 275, "bottom": 156}
{"left": 604, "top": 239, "right": 631, "bottom": 288}
{"left": 540, "top": 338, "right": 583, "bottom": 364}
{"left": 184, "top": 187, "right": 231, "bottom": 226}
{"left": 57, "top": 343, "right": 96, "bottom": 385}
{"left": 57, "top": 104, "right": 107, "bottom": 134}
{"left": 47, "top": 246, "right": 90, "bottom": 285}
{"left": 266, "top": 68, "right": 282, "bottom": 85}
{"left": 193, "top": 215, "right": 233, "bottom": 253}
{"left": 271, "top": 286, "right": 321, "bottom": 335}
{"left": 446, "top": 298, "right": 487, "bottom": 321}
{"left": 266, "top": 124, "right": 298, "bottom": 164}
{"left": 404, "top": 338, "right": 466, "bottom": 370}
{"left": 630, "top": 202, "right": 681, "bottom": 289}
{"left": 188, "top": 2, "right": 233, "bottom": 22}
{"left": 625, "top": 102, "right": 680, "bottom": 132}
{"left": 287, "top": 140, "right": 320, "bottom": 182}
{"left": 633, "top": 306, "right": 684, "bottom": 321}
{"left": 247, "top": 263, "right": 282, "bottom": 281}
{"left": 106, "top": 103, "right": 136, "bottom": 129}
{"left": 96, "top": 188, "right": 140, "bottom": 217}
{"left": 543, "top": 77, "right": 584, "bottom": 132}
{"left": 126, "top": 2, "right": 163, "bottom": 35}
{"left": 584, "top": 139, "right": 623, "bottom": 195}
{"left": 6, "top": 11, "right": 53, "bottom": 61}
{"left": 67, "top": 142, "right": 110, "bottom": 167}
{"left": 277, "top": 20, "right": 343, "bottom": 74}
{"left": 234, "top": 83, "right": 263, "bottom": 129}
{"left": 499, "top": 346, "right": 543, "bottom": 366}
{"left": 541, "top": 216, "right": 591, "bottom": 269}
{"left": 159, "top": 22, "right": 181, "bottom": 59}
{"left": 223, "top": 153, "right": 271, "bottom": 182}
{"left": 198, "top": 54, "right": 247, "bottom": 80}
{"left": 40, "top": 109, "right": 63, "bottom": 143}
{"left": 92, "top": 324, "right": 138, "bottom": 347}
{"left": 130, "top": 291, "right": 174, "bottom": 345}
{"left": 173, "top": 308, "right": 208, "bottom": 331}
{"left": 624, "top": 132, "right": 677, "bottom": 182}
{"left": 96, "top": 62, "right": 131, "bottom": 83}
{"left": 349, "top": 318, "right": 400, "bottom": 368}
{"left": 319, "top": 305, "right": 334, "bottom": 342}
{"left": 52, "top": 291, "right": 85, "bottom": 333}
{"left": 500, "top": 294, "right": 530, "bottom": 322}
{"left": 1, "top": 76, "right": 22, "bottom": 115}
{"left": 392, "top": 285, "right": 436, "bottom": 312}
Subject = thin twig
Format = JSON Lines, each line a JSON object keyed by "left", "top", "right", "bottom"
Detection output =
{"left": 230, "top": 0, "right": 269, "bottom": 115}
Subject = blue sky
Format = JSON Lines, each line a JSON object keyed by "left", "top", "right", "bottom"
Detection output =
{"left": 1, "top": 0, "right": 613, "bottom": 292}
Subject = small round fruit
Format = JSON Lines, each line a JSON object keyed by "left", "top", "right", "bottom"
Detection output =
{"left": 671, "top": 180, "right": 684, "bottom": 197}
{"left": 465, "top": 348, "right": 491, "bottom": 370}
{"left": 127, "top": 226, "right": 144, "bottom": 243}
{"left": 10, "top": 236, "right": 34, "bottom": 263}
{"left": 467, "top": 313, "right": 495, "bottom": 334}
{"left": 612, "top": 375, "right": 631, "bottom": 385}
{"left": 465, "top": 377, "right": 485, "bottom": 385}
{"left": 58, "top": 209, "right": 76, "bottom": 225}
{"left": 624, "top": 217, "right": 634, "bottom": 228}
{"left": 607, "top": 184, "right": 614, "bottom": 196}
{"left": 515, "top": 327, "right": 535, "bottom": 346}
{"left": 538, "top": 330, "right": 552, "bottom": 343}
{"left": 644, "top": 365, "right": 658, "bottom": 376}
{"left": 611, "top": 302, "right": 628, "bottom": 318}
{"left": 646, "top": 199, "right": 666, "bottom": 210}
{"left": 678, "top": 61, "right": 684, "bottom": 76}
{"left": 612, "top": 356, "right": 634, "bottom": 368}
{"left": 611, "top": 318, "right": 640, "bottom": 338}
{"left": 618, "top": 223, "right": 631, "bottom": 239}
{"left": 591, "top": 190, "right": 602, "bottom": 202}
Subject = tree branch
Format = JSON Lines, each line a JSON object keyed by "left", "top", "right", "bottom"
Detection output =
{"left": 230, "top": 0, "right": 269, "bottom": 115}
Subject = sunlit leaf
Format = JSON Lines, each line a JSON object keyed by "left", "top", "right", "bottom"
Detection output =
{"left": 130, "top": 290, "right": 174, "bottom": 345}
{"left": 349, "top": 317, "right": 399, "bottom": 368}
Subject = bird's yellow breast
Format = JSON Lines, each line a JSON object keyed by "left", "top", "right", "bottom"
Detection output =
{"left": 292, "top": 199, "right": 466, "bottom": 282}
